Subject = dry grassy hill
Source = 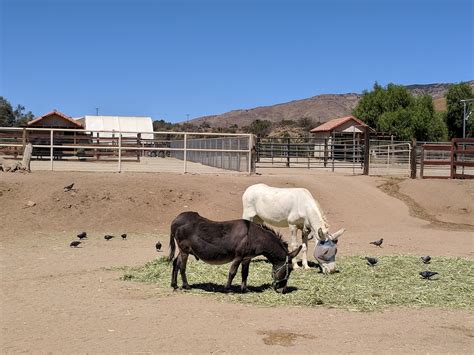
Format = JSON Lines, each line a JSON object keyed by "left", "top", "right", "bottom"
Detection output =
{"left": 188, "top": 81, "right": 474, "bottom": 128}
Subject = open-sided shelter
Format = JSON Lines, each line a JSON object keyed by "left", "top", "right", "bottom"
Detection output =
{"left": 310, "top": 115, "right": 374, "bottom": 160}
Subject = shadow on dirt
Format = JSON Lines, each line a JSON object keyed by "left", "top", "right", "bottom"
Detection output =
{"left": 377, "top": 178, "right": 474, "bottom": 232}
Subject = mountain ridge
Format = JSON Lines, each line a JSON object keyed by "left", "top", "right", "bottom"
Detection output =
{"left": 187, "top": 80, "right": 474, "bottom": 128}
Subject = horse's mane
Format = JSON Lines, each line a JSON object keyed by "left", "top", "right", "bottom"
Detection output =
{"left": 256, "top": 223, "right": 289, "bottom": 250}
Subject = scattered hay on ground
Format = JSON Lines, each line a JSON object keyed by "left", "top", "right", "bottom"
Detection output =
{"left": 121, "top": 255, "right": 473, "bottom": 312}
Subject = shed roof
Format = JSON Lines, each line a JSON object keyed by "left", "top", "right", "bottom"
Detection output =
{"left": 81, "top": 115, "right": 154, "bottom": 139}
{"left": 27, "top": 110, "right": 83, "bottom": 127}
{"left": 310, "top": 115, "right": 368, "bottom": 133}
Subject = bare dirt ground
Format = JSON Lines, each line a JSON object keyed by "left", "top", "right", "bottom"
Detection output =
{"left": 1, "top": 170, "right": 473, "bottom": 353}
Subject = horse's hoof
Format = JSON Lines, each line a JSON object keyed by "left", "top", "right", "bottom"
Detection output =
{"left": 241, "top": 287, "right": 249, "bottom": 293}
{"left": 182, "top": 285, "right": 191, "bottom": 290}
{"left": 293, "top": 264, "right": 300, "bottom": 270}
{"left": 303, "top": 264, "right": 311, "bottom": 270}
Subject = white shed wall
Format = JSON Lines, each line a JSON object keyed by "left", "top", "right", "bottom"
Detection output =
{"left": 83, "top": 116, "right": 154, "bottom": 140}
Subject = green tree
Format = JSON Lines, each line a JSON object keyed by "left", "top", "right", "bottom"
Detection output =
{"left": 245, "top": 119, "right": 272, "bottom": 137}
{"left": 297, "top": 117, "right": 315, "bottom": 131}
{"left": 153, "top": 119, "right": 174, "bottom": 131}
{"left": 353, "top": 83, "right": 447, "bottom": 141}
{"left": 13, "top": 104, "right": 34, "bottom": 126}
{"left": 445, "top": 82, "right": 474, "bottom": 138}
{"left": 0, "top": 97, "right": 16, "bottom": 126}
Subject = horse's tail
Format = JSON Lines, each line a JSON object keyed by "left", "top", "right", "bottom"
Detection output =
{"left": 168, "top": 225, "right": 176, "bottom": 263}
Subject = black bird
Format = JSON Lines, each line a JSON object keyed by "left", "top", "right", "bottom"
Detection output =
{"left": 121, "top": 233, "right": 127, "bottom": 240}
{"left": 419, "top": 271, "right": 438, "bottom": 280}
{"left": 104, "top": 235, "right": 114, "bottom": 241}
{"left": 421, "top": 256, "right": 431, "bottom": 264}
{"left": 77, "top": 232, "right": 87, "bottom": 240}
{"left": 155, "top": 241, "right": 162, "bottom": 252}
{"left": 370, "top": 238, "right": 384, "bottom": 247}
{"left": 365, "top": 256, "right": 378, "bottom": 266}
{"left": 70, "top": 240, "right": 82, "bottom": 248}
{"left": 64, "top": 183, "right": 74, "bottom": 191}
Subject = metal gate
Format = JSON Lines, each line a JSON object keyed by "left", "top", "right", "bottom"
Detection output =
{"left": 256, "top": 135, "right": 365, "bottom": 173}
{"left": 368, "top": 141, "right": 412, "bottom": 176}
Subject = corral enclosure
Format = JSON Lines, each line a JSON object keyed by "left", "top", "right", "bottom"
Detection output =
{"left": 1, "top": 126, "right": 473, "bottom": 178}
{"left": 1, "top": 170, "right": 473, "bottom": 353}
{"left": 0, "top": 127, "right": 254, "bottom": 173}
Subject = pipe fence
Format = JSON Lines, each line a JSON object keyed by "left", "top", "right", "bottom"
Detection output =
{"left": 0, "top": 127, "right": 254, "bottom": 174}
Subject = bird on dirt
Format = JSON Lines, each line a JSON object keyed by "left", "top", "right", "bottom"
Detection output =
{"left": 365, "top": 256, "right": 378, "bottom": 266}
{"left": 155, "top": 241, "right": 162, "bottom": 252}
{"left": 104, "top": 235, "right": 114, "bottom": 241}
{"left": 64, "top": 183, "right": 74, "bottom": 191}
{"left": 70, "top": 241, "right": 82, "bottom": 248}
{"left": 77, "top": 232, "right": 87, "bottom": 240}
{"left": 421, "top": 256, "right": 431, "bottom": 264}
{"left": 370, "top": 238, "right": 384, "bottom": 247}
{"left": 121, "top": 233, "right": 127, "bottom": 240}
{"left": 419, "top": 271, "right": 438, "bottom": 280}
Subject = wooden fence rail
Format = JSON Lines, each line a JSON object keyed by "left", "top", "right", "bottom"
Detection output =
{"left": 421, "top": 138, "right": 474, "bottom": 179}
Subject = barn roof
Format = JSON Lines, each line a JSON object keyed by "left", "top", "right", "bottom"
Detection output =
{"left": 27, "top": 110, "right": 83, "bottom": 127}
{"left": 310, "top": 115, "right": 369, "bottom": 133}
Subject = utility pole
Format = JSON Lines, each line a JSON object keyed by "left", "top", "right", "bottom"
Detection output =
{"left": 186, "top": 114, "right": 190, "bottom": 122}
{"left": 460, "top": 99, "right": 474, "bottom": 138}
{"left": 96, "top": 107, "right": 99, "bottom": 116}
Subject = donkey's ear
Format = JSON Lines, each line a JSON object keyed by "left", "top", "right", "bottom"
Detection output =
{"left": 288, "top": 245, "right": 302, "bottom": 259}
{"left": 318, "top": 228, "right": 326, "bottom": 240}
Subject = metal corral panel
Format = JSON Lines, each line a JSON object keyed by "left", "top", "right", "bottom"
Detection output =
{"left": 82, "top": 116, "right": 154, "bottom": 140}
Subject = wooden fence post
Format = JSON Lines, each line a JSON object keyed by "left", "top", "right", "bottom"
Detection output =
{"left": 363, "top": 126, "right": 370, "bottom": 175}
{"left": 137, "top": 133, "right": 141, "bottom": 162}
{"left": 410, "top": 138, "right": 417, "bottom": 179}
{"left": 450, "top": 138, "right": 455, "bottom": 179}
{"left": 22, "top": 128, "right": 27, "bottom": 151}
{"left": 323, "top": 138, "right": 328, "bottom": 167}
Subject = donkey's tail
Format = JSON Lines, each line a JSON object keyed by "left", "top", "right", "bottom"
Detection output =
{"left": 168, "top": 226, "right": 176, "bottom": 263}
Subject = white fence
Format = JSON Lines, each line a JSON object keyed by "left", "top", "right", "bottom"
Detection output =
{"left": 0, "top": 127, "right": 254, "bottom": 174}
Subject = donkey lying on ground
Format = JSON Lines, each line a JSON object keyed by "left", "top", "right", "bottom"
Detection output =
{"left": 169, "top": 211, "right": 302, "bottom": 293}
{"left": 242, "top": 183, "right": 345, "bottom": 272}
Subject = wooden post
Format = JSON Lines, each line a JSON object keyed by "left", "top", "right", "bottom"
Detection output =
{"left": 22, "top": 128, "right": 27, "bottom": 151}
{"left": 450, "top": 138, "right": 456, "bottom": 179}
{"left": 137, "top": 133, "right": 141, "bottom": 162}
{"left": 323, "top": 138, "right": 328, "bottom": 168}
{"left": 363, "top": 126, "right": 370, "bottom": 175}
{"left": 21, "top": 143, "right": 33, "bottom": 172}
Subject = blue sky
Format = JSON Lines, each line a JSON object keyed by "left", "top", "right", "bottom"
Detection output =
{"left": 1, "top": 0, "right": 473, "bottom": 122}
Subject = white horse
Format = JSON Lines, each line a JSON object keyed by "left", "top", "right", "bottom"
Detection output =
{"left": 242, "top": 183, "right": 345, "bottom": 270}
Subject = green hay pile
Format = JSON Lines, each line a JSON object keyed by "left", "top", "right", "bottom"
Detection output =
{"left": 121, "top": 255, "right": 473, "bottom": 312}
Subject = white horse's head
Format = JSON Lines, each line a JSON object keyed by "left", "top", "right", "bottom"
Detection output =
{"left": 313, "top": 227, "right": 345, "bottom": 274}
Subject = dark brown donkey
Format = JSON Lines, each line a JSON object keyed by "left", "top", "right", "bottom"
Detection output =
{"left": 169, "top": 212, "right": 302, "bottom": 293}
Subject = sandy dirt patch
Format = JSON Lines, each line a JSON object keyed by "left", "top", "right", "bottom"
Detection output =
{"left": 1, "top": 170, "right": 473, "bottom": 353}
